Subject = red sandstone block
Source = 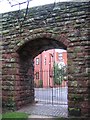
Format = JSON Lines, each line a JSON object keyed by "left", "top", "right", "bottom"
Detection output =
{"left": 81, "top": 101, "right": 90, "bottom": 108}
{"left": 11, "top": 53, "right": 19, "bottom": 57}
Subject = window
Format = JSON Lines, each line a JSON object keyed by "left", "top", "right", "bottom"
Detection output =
{"left": 36, "top": 58, "right": 39, "bottom": 65}
{"left": 58, "top": 53, "right": 62, "bottom": 57}
{"left": 36, "top": 72, "right": 39, "bottom": 79}
{"left": 44, "top": 58, "right": 46, "bottom": 65}
{"left": 58, "top": 53, "right": 63, "bottom": 61}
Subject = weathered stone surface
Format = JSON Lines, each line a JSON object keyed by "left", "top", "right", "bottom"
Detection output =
{"left": 1, "top": 2, "right": 89, "bottom": 117}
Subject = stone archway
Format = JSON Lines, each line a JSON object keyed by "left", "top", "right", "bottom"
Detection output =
{"left": 1, "top": 2, "right": 89, "bottom": 117}
{"left": 2, "top": 32, "right": 89, "bottom": 117}
{"left": 15, "top": 32, "right": 69, "bottom": 109}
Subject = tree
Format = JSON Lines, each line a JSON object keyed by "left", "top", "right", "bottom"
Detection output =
{"left": 53, "top": 62, "right": 67, "bottom": 85}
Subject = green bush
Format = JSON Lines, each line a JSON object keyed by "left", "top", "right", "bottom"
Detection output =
{"left": 39, "top": 80, "right": 43, "bottom": 88}
{"left": 68, "top": 107, "right": 81, "bottom": 117}
{"left": 1, "top": 112, "right": 28, "bottom": 120}
{"left": 53, "top": 63, "right": 67, "bottom": 85}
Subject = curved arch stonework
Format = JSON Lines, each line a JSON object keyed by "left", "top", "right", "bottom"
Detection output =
{"left": 14, "top": 32, "right": 69, "bottom": 52}
{"left": 1, "top": 2, "right": 89, "bottom": 117}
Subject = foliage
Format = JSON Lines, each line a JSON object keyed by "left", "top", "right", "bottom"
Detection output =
{"left": 71, "top": 94, "right": 84, "bottom": 101}
{"left": 53, "top": 63, "right": 67, "bottom": 85}
{"left": 39, "top": 80, "right": 43, "bottom": 88}
{"left": 68, "top": 107, "right": 81, "bottom": 116}
{"left": 2, "top": 112, "right": 28, "bottom": 120}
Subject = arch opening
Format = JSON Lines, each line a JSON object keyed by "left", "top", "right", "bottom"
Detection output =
{"left": 34, "top": 48, "right": 68, "bottom": 104}
{"left": 16, "top": 37, "right": 68, "bottom": 117}
{"left": 17, "top": 37, "right": 67, "bottom": 60}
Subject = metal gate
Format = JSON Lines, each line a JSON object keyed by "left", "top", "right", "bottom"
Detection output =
{"left": 34, "top": 67, "right": 68, "bottom": 105}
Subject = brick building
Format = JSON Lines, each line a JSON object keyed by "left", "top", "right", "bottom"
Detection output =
{"left": 34, "top": 49, "right": 67, "bottom": 88}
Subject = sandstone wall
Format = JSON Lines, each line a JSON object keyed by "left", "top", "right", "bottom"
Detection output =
{"left": 1, "top": 2, "right": 89, "bottom": 116}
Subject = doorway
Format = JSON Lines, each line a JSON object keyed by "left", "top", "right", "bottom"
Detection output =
{"left": 31, "top": 49, "right": 68, "bottom": 117}
{"left": 17, "top": 37, "right": 68, "bottom": 117}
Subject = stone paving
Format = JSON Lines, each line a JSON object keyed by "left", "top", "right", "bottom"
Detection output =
{"left": 18, "top": 103, "right": 68, "bottom": 118}
{"left": 29, "top": 115, "right": 53, "bottom": 118}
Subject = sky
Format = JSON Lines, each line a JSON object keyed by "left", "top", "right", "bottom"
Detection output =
{"left": 0, "top": 0, "right": 89, "bottom": 13}
{"left": 55, "top": 49, "right": 66, "bottom": 52}
{"left": 0, "top": 0, "right": 85, "bottom": 13}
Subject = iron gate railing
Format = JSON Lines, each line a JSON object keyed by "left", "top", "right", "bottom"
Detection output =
{"left": 34, "top": 69, "right": 68, "bottom": 105}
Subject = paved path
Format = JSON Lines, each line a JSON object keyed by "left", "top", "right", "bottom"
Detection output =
{"left": 18, "top": 103, "right": 68, "bottom": 118}
{"left": 29, "top": 115, "right": 54, "bottom": 118}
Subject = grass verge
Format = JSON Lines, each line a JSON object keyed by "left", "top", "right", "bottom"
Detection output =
{"left": 1, "top": 112, "right": 28, "bottom": 120}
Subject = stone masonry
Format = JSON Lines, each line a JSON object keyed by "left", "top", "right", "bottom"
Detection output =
{"left": 0, "top": 2, "right": 90, "bottom": 117}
